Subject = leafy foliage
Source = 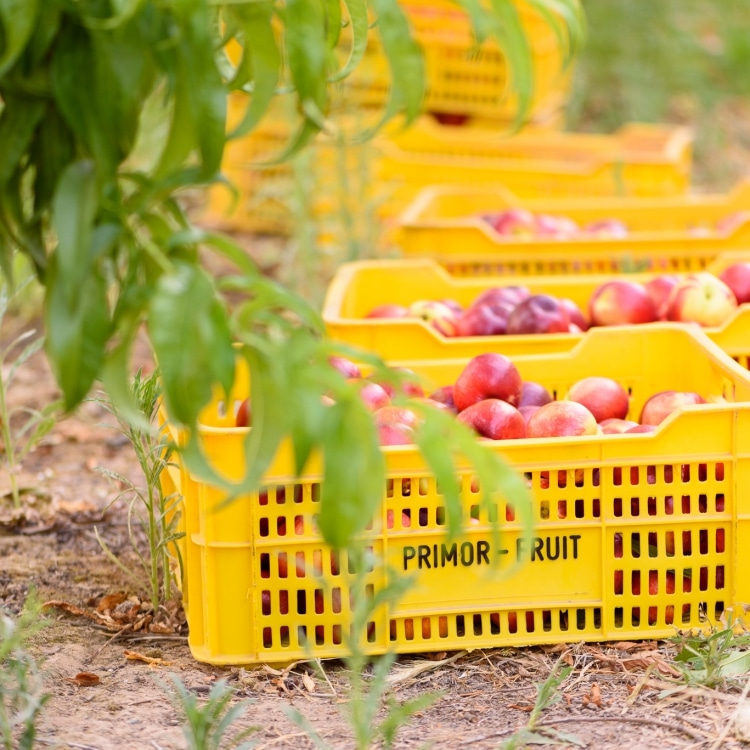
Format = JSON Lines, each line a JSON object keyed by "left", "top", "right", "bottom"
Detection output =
{"left": 0, "top": 0, "right": 583, "bottom": 549}
{"left": 670, "top": 611, "right": 750, "bottom": 689}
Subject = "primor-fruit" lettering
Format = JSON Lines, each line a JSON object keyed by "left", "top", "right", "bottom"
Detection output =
{"left": 402, "top": 534, "right": 582, "bottom": 570}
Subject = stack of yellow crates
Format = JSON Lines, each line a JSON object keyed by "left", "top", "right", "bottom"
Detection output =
{"left": 206, "top": 0, "right": 610, "bottom": 235}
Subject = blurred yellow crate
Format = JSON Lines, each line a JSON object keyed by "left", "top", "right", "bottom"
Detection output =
{"left": 378, "top": 121, "right": 693, "bottom": 218}
{"left": 343, "top": 0, "right": 573, "bottom": 120}
{"left": 205, "top": 115, "right": 692, "bottom": 235}
{"left": 396, "top": 180, "right": 750, "bottom": 276}
{"left": 162, "top": 325, "right": 750, "bottom": 666}
{"left": 323, "top": 257, "right": 750, "bottom": 366}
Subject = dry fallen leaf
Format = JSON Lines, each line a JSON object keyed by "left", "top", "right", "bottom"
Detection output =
{"left": 302, "top": 673, "right": 316, "bottom": 692}
{"left": 96, "top": 592, "right": 128, "bottom": 613}
{"left": 65, "top": 672, "right": 101, "bottom": 687}
{"left": 124, "top": 650, "right": 174, "bottom": 667}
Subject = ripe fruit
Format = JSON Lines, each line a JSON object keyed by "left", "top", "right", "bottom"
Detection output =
{"left": 584, "top": 218, "right": 629, "bottom": 238}
{"left": 506, "top": 294, "right": 570, "bottom": 335}
{"left": 455, "top": 301, "right": 514, "bottom": 337}
{"left": 473, "top": 286, "right": 531, "bottom": 309}
{"left": 640, "top": 391, "right": 706, "bottom": 426}
{"left": 559, "top": 298, "right": 589, "bottom": 331}
{"left": 718, "top": 262, "right": 750, "bottom": 305}
{"left": 350, "top": 380, "right": 391, "bottom": 412}
{"left": 526, "top": 401, "right": 598, "bottom": 438}
{"left": 519, "top": 405, "right": 541, "bottom": 424}
{"left": 453, "top": 353, "right": 523, "bottom": 411}
{"left": 666, "top": 273, "right": 738, "bottom": 327}
{"left": 408, "top": 300, "right": 459, "bottom": 337}
{"left": 374, "top": 406, "right": 421, "bottom": 446}
{"left": 428, "top": 385, "right": 457, "bottom": 412}
{"left": 456, "top": 399, "right": 526, "bottom": 440}
{"left": 365, "top": 303, "right": 410, "bottom": 319}
{"left": 236, "top": 398, "right": 251, "bottom": 427}
{"left": 519, "top": 381, "right": 553, "bottom": 408}
{"left": 329, "top": 356, "right": 361, "bottom": 379}
{"left": 374, "top": 367, "right": 425, "bottom": 399}
{"left": 483, "top": 208, "right": 536, "bottom": 237}
{"left": 599, "top": 418, "right": 639, "bottom": 434}
{"left": 644, "top": 275, "right": 680, "bottom": 320}
{"left": 566, "top": 376, "right": 629, "bottom": 423}
{"left": 625, "top": 424, "right": 658, "bottom": 434}
{"left": 534, "top": 213, "right": 579, "bottom": 237}
{"left": 589, "top": 280, "right": 658, "bottom": 326}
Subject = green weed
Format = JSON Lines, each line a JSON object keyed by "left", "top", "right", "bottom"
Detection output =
{"left": 499, "top": 657, "right": 582, "bottom": 750}
{"left": 670, "top": 609, "right": 750, "bottom": 688}
{"left": 0, "top": 594, "right": 50, "bottom": 750}
{"left": 93, "top": 369, "right": 184, "bottom": 614}
{"left": 160, "top": 674, "right": 258, "bottom": 750}
{"left": 0, "top": 270, "right": 61, "bottom": 509}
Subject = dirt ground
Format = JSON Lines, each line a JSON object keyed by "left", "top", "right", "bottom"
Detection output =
{"left": 3, "top": 318, "right": 750, "bottom": 750}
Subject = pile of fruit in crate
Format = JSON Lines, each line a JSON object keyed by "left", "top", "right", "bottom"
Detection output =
{"left": 480, "top": 207, "right": 750, "bottom": 239}
{"left": 234, "top": 352, "right": 712, "bottom": 444}
{"left": 364, "top": 261, "right": 750, "bottom": 335}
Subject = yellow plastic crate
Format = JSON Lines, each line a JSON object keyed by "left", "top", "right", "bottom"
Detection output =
{"left": 396, "top": 181, "right": 750, "bottom": 276}
{"left": 377, "top": 121, "right": 693, "bottom": 219}
{"left": 162, "top": 325, "right": 750, "bottom": 666}
{"left": 205, "top": 118, "right": 692, "bottom": 235}
{"left": 342, "top": 0, "right": 573, "bottom": 120}
{"left": 323, "top": 256, "right": 750, "bottom": 367}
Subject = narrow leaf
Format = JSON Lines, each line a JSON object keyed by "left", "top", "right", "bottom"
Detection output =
{"left": 44, "top": 261, "right": 111, "bottom": 410}
{"left": 329, "top": 0, "right": 369, "bottom": 82}
{"left": 369, "top": 0, "right": 426, "bottom": 122}
{"left": 51, "top": 160, "right": 99, "bottom": 309}
{"left": 0, "top": 0, "right": 39, "bottom": 76}
{"left": 147, "top": 263, "right": 235, "bottom": 427}
{"left": 228, "top": 2, "right": 280, "bottom": 139}
{"left": 318, "top": 396, "right": 385, "bottom": 549}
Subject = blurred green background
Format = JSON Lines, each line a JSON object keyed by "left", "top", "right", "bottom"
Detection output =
{"left": 567, "top": 0, "right": 750, "bottom": 190}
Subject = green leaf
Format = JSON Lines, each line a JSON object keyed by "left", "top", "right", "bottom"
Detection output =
{"left": 318, "top": 395, "right": 385, "bottom": 549}
{"left": 0, "top": 0, "right": 39, "bottom": 76}
{"left": 31, "top": 104, "right": 76, "bottom": 216}
{"left": 284, "top": 0, "right": 328, "bottom": 131}
{"left": 369, "top": 0, "right": 426, "bottom": 122}
{"left": 89, "top": 19, "right": 157, "bottom": 164}
{"left": 155, "top": 4, "right": 226, "bottom": 179}
{"left": 44, "top": 260, "right": 111, "bottom": 411}
{"left": 0, "top": 94, "right": 44, "bottom": 189}
{"left": 167, "top": 228, "right": 261, "bottom": 278}
{"left": 227, "top": 3, "right": 280, "bottom": 139}
{"left": 51, "top": 160, "right": 99, "bottom": 309}
{"left": 488, "top": 0, "right": 534, "bottom": 126}
{"left": 50, "top": 25, "right": 116, "bottom": 173}
{"left": 23, "top": 3, "right": 60, "bottom": 68}
{"left": 525, "top": 0, "right": 586, "bottom": 65}
{"left": 147, "top": 263, "right": 235, "bottom": 427}
{"left": 452, "top": 0, "right": 493, "bottom": 45}
{"left": 718, "top": 649, "right": 750, "bottom": 677}
{"left": 329, "top": 0, "right": 369, "bottom": 82}
{"left": 324, "top": 0, "right": 343, "bottom": 51}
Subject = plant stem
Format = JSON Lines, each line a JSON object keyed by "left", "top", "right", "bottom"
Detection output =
{"left": 0, "top": 371, "right": 20, "bottom": 509}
